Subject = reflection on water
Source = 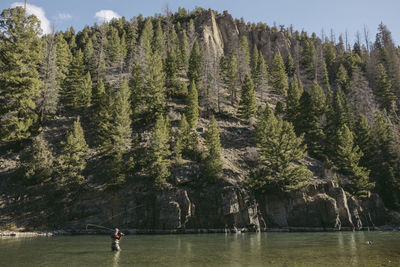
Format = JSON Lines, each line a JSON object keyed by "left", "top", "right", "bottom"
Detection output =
{"left": 112, "top": 251, "right": 120, "bottom": 267}
{"left": 1, "top": 232, "right": 400, "bottom": 266}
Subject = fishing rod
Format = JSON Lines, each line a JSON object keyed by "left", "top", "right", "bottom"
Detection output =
{"left": 85, "top": 224, "right": 114, "bottom": 231}
{"left": 85, "top": 204, "right": 147, "bottom": 231}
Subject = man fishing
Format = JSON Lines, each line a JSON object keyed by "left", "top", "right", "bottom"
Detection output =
{"left": 111, "top": 228, "right": 124, "bottom": 252}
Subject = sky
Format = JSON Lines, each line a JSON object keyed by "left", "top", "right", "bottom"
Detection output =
{"left": 1, "top": 0, "right": 399, "bottom": 44}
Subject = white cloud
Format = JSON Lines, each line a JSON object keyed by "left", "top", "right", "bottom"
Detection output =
{"left": 57, "top": 13, "right": 72, "bottom": 20}
{"left": 11, "top": 2, "right": 51, "bottom": 35}
{"left": 95, "top": 10, "right": 120, "bottom": 23}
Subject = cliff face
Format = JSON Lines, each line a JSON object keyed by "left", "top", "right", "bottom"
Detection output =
{"left": 0, "top": 10, "right": 397, "bottom": 232}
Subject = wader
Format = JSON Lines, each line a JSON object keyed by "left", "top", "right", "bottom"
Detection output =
{"left": 111, "top": 239, "right": 121, "bottom": 251}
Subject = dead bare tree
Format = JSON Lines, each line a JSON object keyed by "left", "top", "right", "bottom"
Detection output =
{"left": 363, "top": 25, "right": 370, "bottom": 51}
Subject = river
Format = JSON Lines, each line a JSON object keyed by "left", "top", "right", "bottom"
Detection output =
{"left": 1, "top": 232, "right": 400, "bottom": 266}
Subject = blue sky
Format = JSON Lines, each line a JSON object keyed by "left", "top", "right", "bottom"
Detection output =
{"left": 1, "top": 0, "right": 399, "bottom": 44}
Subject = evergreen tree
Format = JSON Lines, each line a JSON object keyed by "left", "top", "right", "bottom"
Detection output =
{"left": 60, "top": 117, "right": 88, "bottom": 185}
{"left": 298, "top": 81, "right": 326, "bottom": 158}
{"left": 112, "top": 78, "right": 132, "bottom": 153}
{"left": 286, "top": 77, "right": 301, "bottom": 124}
{"left": 220, "top": 55, "right": 240, "bottom": 105}
{"left": 83, "top": 37, "right": 95, "bottom": 74}
{"left": 354, "top": 115, "right": 373, "bottom": 168}
{"left": 165, "top": 48, "right": 179, "bottom": 96}
{"left": 62, "top": 49, "right": 88, "bottom": 110}
{"left": 301, "top": 39, "right": 316, "bottom": 80}
{"left": 250, "top": 44, "right": 260, "bottom": 83}
{"left": 55, "top": 33, "right": 72, "bottom": 83}
{"left": 370, "top": 112, "right": 400, "bottom": 208}
{"left": 256, "top": 51, "right": 269, "bottom": 102}
{"left": 153, "top": 20, "right": 166, "bottom": 59}
{"left": 188, "top": 40, "right": 202, "bottom": 91}
{"left": 106, "top": 78, "right": 132, "bottom": 185}
{"left": 95, "top": 82, "right": 114, "bottom": 151}
{"left": 107, "top": 27, "right": 122, "bottom": 66}
{"left": 22, "top": 134, "right": 55, "bottom": 184}
{"left": 270, "top": 51, "right": 288, "bottom": 95}
{"left": 335, "top": 124, "right": 374, "bottom": 197}
{"left": 0, "top": 7, "right": 43, "bottom": 141}
{"left": 145, "top": 50, "right": 166, "bottom": 120}
{"left": 203, "top": 116, "right": 223, "bottom": 182}
{"left": 238, "top": 36, "right": 251, "bottom": 83}
{"left": 186, "top": 81, "right": 199, "bottom": 129}
{"left": 252, "top": 107, "right": 311, "bottom": 192}
{"left": 376, "top": 64, "right": 395, "bottom": 113}
{"left": 148, "top": 115, "right": 171, "bottom": 188}
{"left": 238, "top": 74, "right": 257, "bottom": 120}
{"left": 80, "top": 72, "right": 92, "bottom": 108}
{"left": 125, "top": 18, "right": 138, "bottom": 73}
{"left": 336, "top": 64, "right": 350, "bottom": 93}
{"left": 285, "top": 53, "right": 296, "bottom": 78}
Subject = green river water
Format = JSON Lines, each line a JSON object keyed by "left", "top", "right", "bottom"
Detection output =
{"left": 1, "top": 232, "right": 400, "bottom": 266}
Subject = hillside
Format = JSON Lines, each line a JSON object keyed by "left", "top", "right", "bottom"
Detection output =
{"left": 1, "top": 7, "right": 400, "bottom": 232}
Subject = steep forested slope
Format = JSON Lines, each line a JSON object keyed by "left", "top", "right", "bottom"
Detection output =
{"left": 0, "top": 7, "right": 399, "bottom": 231}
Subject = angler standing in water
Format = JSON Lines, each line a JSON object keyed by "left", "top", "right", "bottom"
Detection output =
{"left": 111, "top": 228, "right": 124, "bottom": 251}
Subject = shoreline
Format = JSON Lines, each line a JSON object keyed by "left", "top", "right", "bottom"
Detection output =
{"left": 1, "top": 226, "right": 399, "bottom": 237}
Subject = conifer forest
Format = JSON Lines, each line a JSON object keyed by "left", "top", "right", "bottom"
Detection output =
{"left": 1, "top": 6, "right": 400, "bottom": 231}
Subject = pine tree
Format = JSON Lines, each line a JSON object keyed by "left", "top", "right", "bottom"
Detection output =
{"left": 354, "top": 115, "right": 373, "bottom": 168}
{"left": 95, "top": 82, "right": 114, "bottom": 151}
{"left": 336, "top": 64, "right": 350, "bottom": 93}
{"left": 149, "top": 115, "right": 171, "bottom": 188}
{"left": 270, "top": 51, "right": 288, "bottom": 95}
{"left": 238, "top": 36, "right": 251, "bottom": 83}
{"left": 80, "top": 72, "right": 92, "bottom": 108}
{"left": 62, "top": 49, "right": 87, "bottom": 110}
{"left": 376, "top": 64, "right": 395, "bottom": 113}
{"left": 93, "top": 25, "right": 107, "bottom": 81}
{"left": 335, "top": 124, "right": 374, "bottom": 197}
{"left": 188, "top": 40, "right": 202, "bottom": 91}
{"left": 286, "top": 77, "right": 301, "bottom": 124}
{"left": 0, "top": 7, "right": 43, "bottom": 141}
{"left": 203, "top": 116, "right": 223, "bottom": 182}
{"left": 125, "top": 18, "right": 138, "bottom": 73}
{"left": 107, "top": 26, "right": 122, "bottom": 66}
{"left": 112, "top": 78, "right": 132, "bottom": 153}
{"left": 252, "top": 107, "right": 311, "bottom": 192}
{"left": 220, "top": 55, "right": 240, "bottom": 105}
{"left": 153, "top": 20, "right": 166, "bottom": 59}
{"left": 177, "top": 113, "right": 190, "bottom": 152}
{"left": 298, "top": 81, "right": 326, "bottom": 158}
{"left": 186, "top": 81, "right": 199, "bottom": 129}
{"left": 285, "top": 53, "right": 296, "bottom": 78}
{"left": 165, "top": 48, "right": 179, "bottom": 96}
{"left": 60, "top": 117, "right": 88, "bottom": 185}
{"left": 145, "top": 50, "right": 166, "bottom": 120}
{"left": 256, "top": 51, "right": 269, "bottom": 102}
{"left": 370, "top": 111, "right": 400, "bottom": 208}
{"left": 55, "top": 33, "right": 72, "bottom": 83}
{"left": 83, "top": 37, "right": 98, "bottom": 77}
{"left": 238, "top": 74, "right": 257, "bottom": 120}
{"left": 106, "top": 78, "right": 132, "bottom": 185}
{"left": 39, "top": 34, "right": 59, "bottom": 123}
{"left": 301, "top": 39, "right": 316, "bottom": 80}
{"left": 22, "top": 134, "right": 55, "bottom": 184}
{"left": 250, "top": 44, "right": 260, "bottom": 83}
